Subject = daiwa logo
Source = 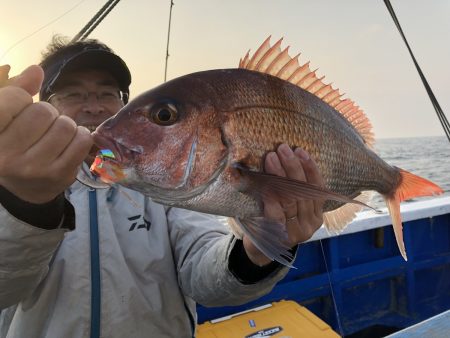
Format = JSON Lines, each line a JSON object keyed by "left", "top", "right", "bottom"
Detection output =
{"left": 127, "top": 215, "right": 151, "bottom": 231}
{"left": 245, "top": 326, "right": 283, "bottom": 338}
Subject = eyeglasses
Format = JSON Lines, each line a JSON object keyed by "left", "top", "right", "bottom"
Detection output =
{"left": 48, "top": 87, "right": 124, "bottom": 105}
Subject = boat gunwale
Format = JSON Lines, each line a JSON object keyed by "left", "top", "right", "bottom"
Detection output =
{"left": 308, "top": 195, "right": 450, "bottom": 241}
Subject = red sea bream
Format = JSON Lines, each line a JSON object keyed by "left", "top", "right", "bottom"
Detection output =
{"left": 92, "top": 37, "right": 443, "bottom": 265}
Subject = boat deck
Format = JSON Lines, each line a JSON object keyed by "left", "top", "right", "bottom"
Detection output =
{"left": 386, "top": 309, "right": 450, "bottom": 338}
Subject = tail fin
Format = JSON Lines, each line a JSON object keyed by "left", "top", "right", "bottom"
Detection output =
{"left": 384, "top": 168, "right": 444, "bottom": 261}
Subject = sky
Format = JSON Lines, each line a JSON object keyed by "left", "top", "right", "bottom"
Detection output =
{"left": 1, "top": 0, "right": 449, "bottom": 140}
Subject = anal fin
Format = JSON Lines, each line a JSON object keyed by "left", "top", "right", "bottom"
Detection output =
{"left": 323, "top": 191, "right": 374, "bottom": 234}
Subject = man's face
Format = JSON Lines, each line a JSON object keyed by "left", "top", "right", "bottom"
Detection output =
{"left": 48, "top": 69, "right": 124, "bottom": 131}
{"left": 48, "top": 69, "right": 124, "bottom": 162}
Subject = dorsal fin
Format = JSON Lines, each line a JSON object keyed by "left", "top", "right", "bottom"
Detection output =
{"left": 239, "top": 36, "right": 375, "bottom": 148}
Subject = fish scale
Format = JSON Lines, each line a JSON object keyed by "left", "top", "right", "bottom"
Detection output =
{"left": 216, "top": 71, "right": 394, "bottom": 207}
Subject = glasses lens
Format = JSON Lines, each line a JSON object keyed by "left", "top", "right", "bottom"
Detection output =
{"left": 50, "top": 87, "right": 122, "bottom": 105}
{"left": 98, "top": 89, "right": 121, "bottom": 104}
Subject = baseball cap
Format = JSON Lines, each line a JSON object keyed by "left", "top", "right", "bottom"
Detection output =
{"left": 40, "top": 47, "right": 131, "bottom": 103}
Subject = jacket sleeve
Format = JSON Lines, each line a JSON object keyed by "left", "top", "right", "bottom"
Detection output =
{"left": 167, "top": 207, "right": 291, "bottom": 307}
{"left": 0, "top": 205, "right": 68, "bottom": 309}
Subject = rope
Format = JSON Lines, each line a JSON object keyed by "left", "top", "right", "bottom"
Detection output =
{"left": 384, "top": 0, "right": 450, "bottom": 142}
{"left": 164, "top": 0, "right": 175, "bottom": 82}
{"left": 72, "top": 0, "right": 121, "bottom": 42}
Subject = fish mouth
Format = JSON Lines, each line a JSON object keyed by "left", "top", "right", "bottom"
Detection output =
{"left": 92, "top": 132, "right": 143, "bottom": 164}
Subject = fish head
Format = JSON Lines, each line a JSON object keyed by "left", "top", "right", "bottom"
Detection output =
{"left": 92, "top": 74, "right": 229, "bottom": 200}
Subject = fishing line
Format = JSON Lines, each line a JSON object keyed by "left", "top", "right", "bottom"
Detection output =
{"left": 76, "top": 167, "right": 142, "bottom": 209}
{"left": 164, "top": 0, "right": 175, "bottom": 82}
{"left": 383, "top": 0, "right": 450, "bottom": 143}
{"left": 320, "top": 239, "right": 344, "bottom": 337}
{"left": 0, "top": 0, "right": 88, "bottom": 62}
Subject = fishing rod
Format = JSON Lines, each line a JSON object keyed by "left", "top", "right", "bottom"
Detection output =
{"left": 72, "top": 0, "right": 122, "bottom": 42}
{"left": 72, "top": 0, "right": 175, "bottom": 82}
{"left": 383, "top": 0, "right": 450, "bottom": 143}
{"left": 164, "top": 0, "right": 175, "bottom": 82}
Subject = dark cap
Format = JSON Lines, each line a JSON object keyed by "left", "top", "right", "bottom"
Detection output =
{"left": 40, "top": 48, "right": 131, "bottom": 103}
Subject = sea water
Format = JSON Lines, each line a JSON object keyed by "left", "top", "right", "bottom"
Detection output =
{"left": 372, "top": 136, "right": 450, "bottom": 208}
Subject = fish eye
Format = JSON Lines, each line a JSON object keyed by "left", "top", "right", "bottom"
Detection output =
{"left": 151, "top": 102, "right": 178, "bottom": 126}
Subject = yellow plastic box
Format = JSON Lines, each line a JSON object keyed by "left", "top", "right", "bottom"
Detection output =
{"left": 197, "top": 300, "right": 340, "bottom": 338}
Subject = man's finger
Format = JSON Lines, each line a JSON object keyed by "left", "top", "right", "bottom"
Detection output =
{"left": 262, "top": 196, "right": 285, "bottom": 224}
{"left": 0, "top": 101, "right": 58, "bottom": 153}
{"left": 265, "top": 151, "right": 286, "bottom": 177}
{"left": 7, "top": 65, "right": 44, "bottom": 96}
{"left": 294, "top": 148, "right": 324, "bottom": 186}
{"left": 294, "top": 148, "right": 325, "bottom": 217}
{"left": 277, "top": 144, "right": 306, "bottom": 182}
{"left": 0, "top": 86, "right": 33, "bottom": 132}
{"left": 265, "top": 150, "right": 298, "bottom": 216}
{"left": 26, "top": 115, "right": 78, "bottom": 164}
{"left": 0, "top": 65, "right": 11, "bottom": 86}
{"left": 53, "top": 126, "right": 93, "bottom": 176}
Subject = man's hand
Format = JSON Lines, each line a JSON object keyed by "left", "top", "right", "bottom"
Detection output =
{"left": 0, "top": 65, "right": 93, "bottom": 204}
{"left": 243, "top": 144, "right": 325, "bottom": 266}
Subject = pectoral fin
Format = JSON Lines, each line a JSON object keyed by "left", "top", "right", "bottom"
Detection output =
{"left": 235, "top": 164, "right": 372, "bottom": 209}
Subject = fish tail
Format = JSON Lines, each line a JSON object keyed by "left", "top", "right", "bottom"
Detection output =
{"left": 384, "top": 168, "right": 444, "bottom": 261}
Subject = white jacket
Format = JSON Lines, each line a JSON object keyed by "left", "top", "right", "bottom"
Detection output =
{"left": 0, "top": 179, "right": 289, "bottom": 337}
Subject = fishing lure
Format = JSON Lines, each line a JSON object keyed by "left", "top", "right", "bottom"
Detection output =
{"left": 90, "top": 149, "right": 125, "bottom": 184}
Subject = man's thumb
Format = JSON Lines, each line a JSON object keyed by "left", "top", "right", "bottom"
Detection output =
{"left": 0, "top": 65, "right": 11, "bottom": 84}
{"left": 6, "top": 65, "right": 45, "bottom": 96}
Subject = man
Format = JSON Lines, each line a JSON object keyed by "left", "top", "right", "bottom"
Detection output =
{"left": 0, "top": 37, "right": 324, "bottom": 337}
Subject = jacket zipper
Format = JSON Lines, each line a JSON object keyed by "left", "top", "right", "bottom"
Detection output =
{"left": 89, "top": 189, "right": 101, "bottom": 338}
